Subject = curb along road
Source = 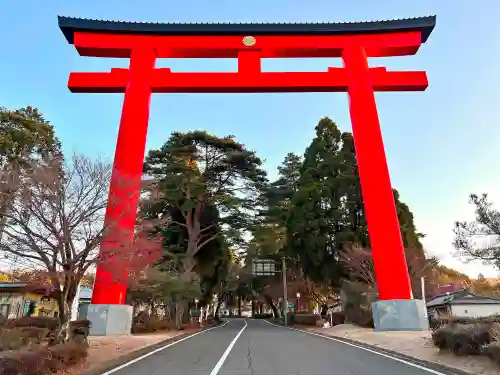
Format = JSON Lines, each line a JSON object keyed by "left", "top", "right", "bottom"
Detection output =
{"left": 265, "top": 320, "right": 468, "bottom": 375}
{"left": 82, "top": 321, "right": 229, "bottom": 375}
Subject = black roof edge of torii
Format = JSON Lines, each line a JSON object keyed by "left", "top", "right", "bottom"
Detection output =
{"left": 57, "top": 15, "right": 436, "bottom": 45}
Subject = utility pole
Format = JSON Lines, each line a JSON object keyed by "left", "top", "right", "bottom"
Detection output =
{"left": 282, "top": 256, "right": 288, "bottom": 326}
{"left": 421, "top": 276, "right": 426, "bottom": 303}
{"left": 421, "top": 276, "right": 428, "bottom": 320}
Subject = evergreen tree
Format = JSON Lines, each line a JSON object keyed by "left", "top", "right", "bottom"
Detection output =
{"left": 285, "top": 117, "right": 425, "bottom": 288}
{"left": 336, "top": 132, "right": 369, "bottom": 247}
{"left": 0, "top": 106, "right": 62, "bottom": 169}
{"left": 394, "top": 190, "right": 424, "bottom": 250}
{"left": 287, "top": 117, "right": 348, "bottom": 288}
{"left": 265, "top": 152, "right": 302, "bottom": 224}
{"left": 0, "top": 106, "right": 62, "bottom": 241}
{"left": 252, "top": 153, "right": 303, "bottom": 260}
{"left": 143, "top": 130, "right": 267, "bottom": 276}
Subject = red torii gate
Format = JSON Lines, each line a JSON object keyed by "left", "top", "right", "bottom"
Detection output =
{"left": 59, "top": 16, "right": 435, "bottom": 331}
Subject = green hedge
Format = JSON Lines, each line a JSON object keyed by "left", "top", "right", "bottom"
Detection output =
{"left": 292, "top": 313, "right": 321, "bottom": 326}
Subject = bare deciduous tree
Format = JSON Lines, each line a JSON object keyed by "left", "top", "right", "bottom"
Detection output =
{"left": 339, "top": 246, "right": 377, "bottom": 287}
{"left": 339, "top": 245, "right": 439, "bottom": 300}
{"left": 340, "top": 246, "right": 438, "bottom": 298}
{"left": 0, "top": 154, "right": 162, "bottom": 341}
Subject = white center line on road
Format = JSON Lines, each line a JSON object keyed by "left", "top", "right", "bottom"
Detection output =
{"left": 101, "top": 320, "right": 230, "bottom": 375}
{"left": 208, "top": 319, "right": 248, "bottom": 375}
{"left": 264, "top": 320, "right": 448, "bottom": 375}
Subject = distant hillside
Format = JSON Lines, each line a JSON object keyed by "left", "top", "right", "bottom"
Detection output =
{"left": 0, "top": 270, "right": 95, "bottom": 286}
{"left": 486, "top": 277, "right": 500, "bottom": 286}
{"left": 431, "top": 264, "right": 471, "bottom": 285}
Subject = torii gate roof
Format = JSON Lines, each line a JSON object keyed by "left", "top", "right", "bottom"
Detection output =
{"left": 58, "top": 16, "right": 436, "bottom": 45}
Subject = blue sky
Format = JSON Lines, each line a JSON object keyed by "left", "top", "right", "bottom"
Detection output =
{"left": 1, "top": 0, "right": 499, "bottom": 277}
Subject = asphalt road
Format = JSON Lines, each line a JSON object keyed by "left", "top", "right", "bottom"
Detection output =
{"left": 106, "top": 319, "right": 453, "bottom": 375}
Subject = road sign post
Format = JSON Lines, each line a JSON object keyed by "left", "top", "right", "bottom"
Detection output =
{"left": 282, "top": 257, "right": 288, "bottom": 326}
{"left": 251, "top": 258, "right": 289, "bottom": 325}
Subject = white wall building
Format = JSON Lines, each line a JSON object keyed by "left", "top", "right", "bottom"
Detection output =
{"left": 427, "top": 290, "right": 500, "bottom": 318}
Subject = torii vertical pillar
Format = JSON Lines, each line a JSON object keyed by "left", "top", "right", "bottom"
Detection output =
{"left": 343, "top": 46, "right": 412, "bottom": 301}
{"left": 86, "top": 48, "right": 156, "bottom": 335}
{"left": 91, "top": 47, "right": 156, "bottom": 306}
{"left": 343, "top": 46, "right": 427, "bottom": 331}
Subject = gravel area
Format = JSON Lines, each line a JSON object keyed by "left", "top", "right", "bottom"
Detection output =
{"left": 306, "top": 324, "right": 500, "bottom": 375}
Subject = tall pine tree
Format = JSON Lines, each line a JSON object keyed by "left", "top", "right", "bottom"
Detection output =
{"left": 264, "top": 152, "right": 302, "bottom": 226}
{"left": 287, "top": 117, "right": 348, "bottom": 287}
{"left": 143, "top": 130, "right": 267, "bottom": 277}
{"left": 286, "top": 117, "right": 425, "bottom": 289}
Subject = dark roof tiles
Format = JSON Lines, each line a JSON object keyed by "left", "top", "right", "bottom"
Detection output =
{"left": 58, "top": 15, "right": 436, "bottom": 45}
{"left": 426, "top": 290, "right": 500, "bottom": 308}
{"left": 0, "top": 282, "right": 27, "bottom": 288}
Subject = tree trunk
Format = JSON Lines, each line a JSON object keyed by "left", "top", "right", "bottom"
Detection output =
{"left": 263, "top": 295, "right": 279, "bottom": 317}
{"left": 320, "top": 304, "right": 328, "bottom": 318}
{"left": 169, "top": 301, "right": 176, "bottom": 322}
{"left": 175, "top": 301, "right": 182, "bottom": 330}
{"left": 163, "top": 304, "right": 171, "bottom": 322}
{"left": 54, "top": 298, "right": 71, "bottom": 345}
{"left": 181, "top": 301, "right": 189, "bottom": 325}
{"left": 237, "top": 297, "right": 242, "bottom": 316}
{"left": 150, "top": 302, "right": 156, "bottom": 317}
{"left": 269, "top": 302, "right": 279, "bottom": 318}
{"left": 214, "top": 298, "right": 224, "bottom": 322}
{"left": 53, "top": 277, "right": 80, "bottom": 345}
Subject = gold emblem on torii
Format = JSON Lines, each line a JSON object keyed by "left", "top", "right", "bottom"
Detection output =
{"left": 242, "top": 36, "right": 256, "bottom": 47}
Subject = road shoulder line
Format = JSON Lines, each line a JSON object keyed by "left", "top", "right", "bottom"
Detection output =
{"left": 264, "top": 320, "right": 467, "bottom": 375}
{"left": 83, "top": 321, "right": 229, "bottom": 375}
